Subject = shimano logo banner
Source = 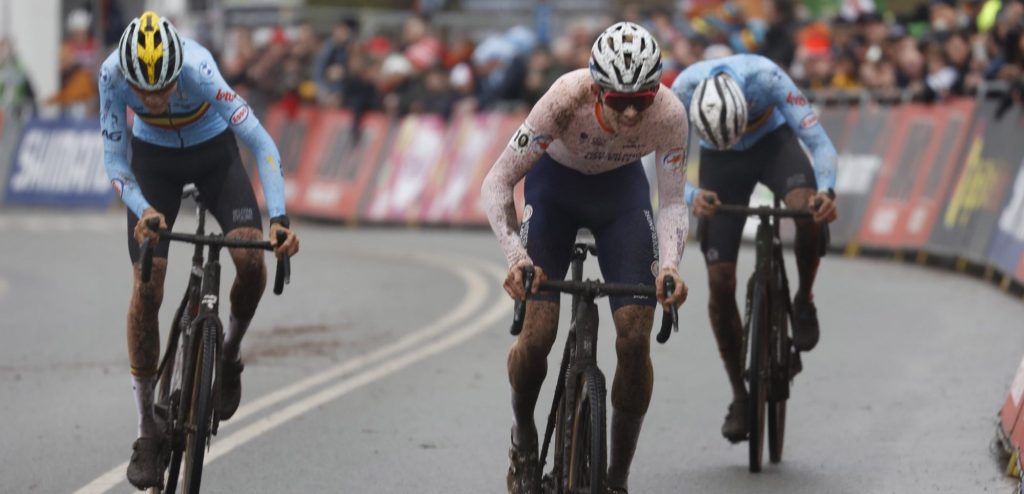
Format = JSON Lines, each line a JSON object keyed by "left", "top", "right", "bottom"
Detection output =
{"left": 4, "top": 118, "right": 115, "bottom": 208}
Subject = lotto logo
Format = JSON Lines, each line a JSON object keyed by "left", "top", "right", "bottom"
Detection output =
{"left": 230, "top": 105, "right": 250, "bottom": 125}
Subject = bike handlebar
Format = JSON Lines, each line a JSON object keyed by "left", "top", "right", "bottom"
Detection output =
{"left": 138, "top": 217, "right": 291, "bottom": 295}
{"left": 509, "top": 266, "right": 680, "bottom": 344}
{"left": 714, "top": 203, "right": 815, "bottom": 219}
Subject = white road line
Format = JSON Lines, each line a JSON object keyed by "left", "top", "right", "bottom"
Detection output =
{"left": 204, "top": 283, "right": 509, "bottom": 465}
{"left": 73, "top": 253, "right": 505, "bottom": 494}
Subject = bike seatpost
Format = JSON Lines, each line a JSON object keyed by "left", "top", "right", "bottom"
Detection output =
{"left": 140, "top": 217, "right": 162, "bottom": 283}
{"left": 510, "top": 266, "right": 535, "bottom": 335}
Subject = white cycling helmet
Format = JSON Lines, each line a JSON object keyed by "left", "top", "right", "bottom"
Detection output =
{"left": 118, "top": 11, "right": 184, "bottom": 91}
{"left": 690, "top": 72, "right": 748, "bottom": 150}
{"left": 590, "top": 22, "right": 662, "bottom": 93}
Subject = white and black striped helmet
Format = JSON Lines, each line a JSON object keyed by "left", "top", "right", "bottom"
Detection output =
{"left": 590, "top": 22, "right": 663, "bottom": 92}
{"left": 690, "top": 72, "right": 748, "bottom": 150}
{"left": 118, "top": 11, "right": 183, "bottom": 91}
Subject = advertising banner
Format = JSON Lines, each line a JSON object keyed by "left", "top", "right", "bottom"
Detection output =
{"left": 421, "top": 112, "right": 524, "bottom": 225}
{"left": 4, "top": 118, "right": 115, "bottom": 208}
{"left": 829, "top": 104, "right": 891, "bottom": 246}
{"left": 251, "top": 104, "right": 319, "bottom": 211}
{"left": 987, "top": 154, "right": 1024, "bottom": 282}
{"left": 928, "top": 101, "right": 1021, "bottom": 261}
{"left": 857, "top": 99, "right": 975, "bottom": 248}
{"left": 363, "top": 115, "right": 449, "bottom": 223}
{"left": 295, "top": 111, "right": 392, "bottom": 221}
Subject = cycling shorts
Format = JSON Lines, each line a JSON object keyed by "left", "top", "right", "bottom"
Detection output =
{"left": 125, "top": 130, "right": 263, "bottom": 264}
{"left": 698, "top": 124, "right": 816, "bottom": 265}
{"left": 522, "top": 153, "right": 658, "bottom": 311}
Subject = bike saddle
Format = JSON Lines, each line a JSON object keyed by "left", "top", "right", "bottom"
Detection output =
{"left": 574, "top": 229, "right": 598, "bottom": 256}
{"left": 181, "top": 183, "right": 202, "bottom": 203}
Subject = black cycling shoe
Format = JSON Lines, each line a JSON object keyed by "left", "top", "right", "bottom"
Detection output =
{"left": 126, "top": 435, "right": 168, "bottom": 490}
{"left": 217, "top": 359, "right": 244, "bottom": 421}
{"left": 507, "top": 442, "right": 541, "bottom": 494}
{"left": 792, "top": 294, "right": 820, "bottom": 352}
{"left": 721, "top": 398, "right": 748, "bottom": 443}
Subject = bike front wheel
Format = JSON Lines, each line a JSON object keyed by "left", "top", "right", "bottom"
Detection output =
{"left": 566, "top": 366, "right": 607, "bottom": 493}
{"left": 182, "top": 319, "right": 218, "bottom": 493}
{"left": 747, "top": 278, "right": 769, "bottom": 473}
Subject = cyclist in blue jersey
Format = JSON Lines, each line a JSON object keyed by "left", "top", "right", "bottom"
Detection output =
{"left": 100, "top": 12, "right": 300, "bottom": 489}
{"left": 671, "top": 54, "right": 838, "bottom": 443}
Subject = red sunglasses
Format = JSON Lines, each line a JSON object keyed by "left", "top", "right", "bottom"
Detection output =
{"left": 601, "top": 87, "right": 659, "bottom": 113}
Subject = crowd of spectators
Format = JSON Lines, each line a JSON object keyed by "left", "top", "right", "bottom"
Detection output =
{"left": 29, "top": 0, "right": 1024, "bottom": 121}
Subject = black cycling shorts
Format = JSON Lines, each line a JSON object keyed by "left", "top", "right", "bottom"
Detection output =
{"left": 522, "top": 153, "right": 657, "bottom": 311}
{"left": 126, "top": 129, "right": 262, "bottom": 264}
{"left": 699, "top": 124, "right": 816, "bottom": 265}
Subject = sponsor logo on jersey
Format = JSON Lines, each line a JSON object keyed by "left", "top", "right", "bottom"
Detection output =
{"left": 100, "top": 68, "right": 111, "bottom": 86}
{"left": 651, "top": 261, "right": 659, "bottom": 277}
{"left": 102, "top": 129, "right": 123, "bottom": 142}
{"left": 532, "top": 134, "right": 553, "bottom": 151}
{"left": 509, "top": 122, "right": 536, "bottom": 155}
{"left": 199, "top": 61, "right": 214, "bottom": 78}
{"left": 216, "top": 89, "right": 237, "bottom": 102}
{"left": 662, "top": 148, "right": 686, "bottom": 171}
{"left": 230, "top": 105, "right": 250, "bottom": 126}
{"left": 523, "top": 204, "right": 534, "bottom": 222}
{"left": 786, "top": 92, "right": 808, "bottom": 106}
{"left": 800, "top": 113, "right": 819, "bottom": 128}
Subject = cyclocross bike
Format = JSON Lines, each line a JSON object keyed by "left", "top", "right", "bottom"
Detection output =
{"left": 713, "top": 197, "right": 827, "bottom": 473}
{"left": 509, "top": 233, "right": 679, "bottom": 493}
{"left": 140, "top": 186, "right": 291, "bottom": 493}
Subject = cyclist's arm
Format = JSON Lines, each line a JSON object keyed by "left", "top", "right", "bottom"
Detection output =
{"left": 481, "top": 78, "right": 566, "bottom": 268}
{"left": 762, "top": 58, "right": 838, "bottom": 192}
{"left": 100, "top": 69, "right": 150, "bottom": 218}
{"left": 197, "top": 55, "right": 287, "bottom": 218}
{"left": 651, "top": 106, "right": 692, "bottom": 272}
{"left": 671, "top": 67, "right": 706, "bottom": 207}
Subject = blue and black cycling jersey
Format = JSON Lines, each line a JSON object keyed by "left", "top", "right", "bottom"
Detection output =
{"left": 99, "top": 37, "right": 285, "bottom": 219}
{"left": 670, "top": 54, "right": 838, "bottom": 205}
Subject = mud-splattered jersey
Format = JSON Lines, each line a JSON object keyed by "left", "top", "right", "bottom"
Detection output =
{"left": 99, "top": 38, "right": 285, "bottom": 218}
{"left": 481, "top": 69, "right": 690, "bottom": 270}
{"left": 670, "top": 54, "right": 837, "bottom": 205}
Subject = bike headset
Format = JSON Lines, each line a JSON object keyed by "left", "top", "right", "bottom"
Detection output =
{"left": 118, "top": 11, "right": 184, "bottom": 92}
{"left": 589, "top": 21, "right": 663, "bottom": 113}
{"left": 690, "top": 66, "right": 748, "bottom": 150}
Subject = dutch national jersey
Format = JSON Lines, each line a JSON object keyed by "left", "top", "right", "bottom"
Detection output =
{"left": 99, "top": 38, "right": 285, "bottom": 218}
{"left": 670, "top": 54, "right": 838, "bottom": 204}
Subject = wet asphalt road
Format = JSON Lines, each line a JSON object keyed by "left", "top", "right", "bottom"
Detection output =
{"left": 0, "top": 211, "right": 1021, "bottom": 494}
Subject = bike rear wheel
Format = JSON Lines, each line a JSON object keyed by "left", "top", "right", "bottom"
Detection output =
{"left": 747, "top": 278, "right": 769, "bottom": 473}
{"left": 566, "top": 366, "right": 607, "bottom": 493}
{"left": 181, "top": 319, "right": 218, "bottom": 493}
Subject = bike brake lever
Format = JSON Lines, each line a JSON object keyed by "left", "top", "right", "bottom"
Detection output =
{"left": 273, "top": 230, "right": 290, "bottom": 295}
{"left": 510, "top": 266, "right": 535, "bottom": 336}
{"left": 656, "top": 278, "right": 678, "bottom": 344}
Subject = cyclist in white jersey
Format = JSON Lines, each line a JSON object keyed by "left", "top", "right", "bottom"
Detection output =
{"left": 100, "top": 12, "right": 300, "bottom": 489}
{"left": 482, "top": 22, "right": 689, "bottom": 494}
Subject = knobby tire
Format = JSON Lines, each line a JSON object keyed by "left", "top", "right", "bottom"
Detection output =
{"left": 747, "top": 278, "right": 768, "bottom": 473}
{"left": 182, "top": 320, "right": 217, "bottom": 493}
{"left": 566, "top": 366, "right": 606, "bottom": 493}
